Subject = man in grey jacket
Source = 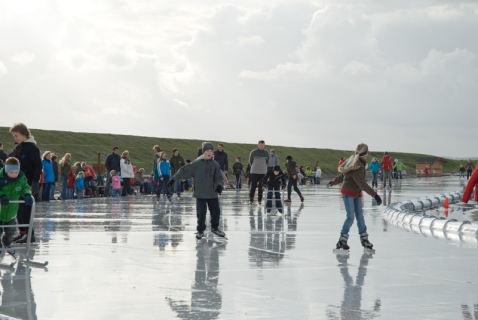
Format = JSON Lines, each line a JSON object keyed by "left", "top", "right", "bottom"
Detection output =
{"left": 248, "top": 140, "right": 269, "bottom": 205}
{"left": 168, "top": 142, "right": 225, "bottom": 240}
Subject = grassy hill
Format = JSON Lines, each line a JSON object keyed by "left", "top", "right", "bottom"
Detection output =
{"left": 0, "top": 127, "right": 465, "bottom": 175}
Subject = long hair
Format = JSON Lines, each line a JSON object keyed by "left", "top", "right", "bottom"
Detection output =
{"left": 59, "top": 153, "right": 71, "bottom": 166}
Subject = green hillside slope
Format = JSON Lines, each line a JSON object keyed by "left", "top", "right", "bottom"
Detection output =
{"left": 0, "top": 127, "right": 464, "bottom": 175}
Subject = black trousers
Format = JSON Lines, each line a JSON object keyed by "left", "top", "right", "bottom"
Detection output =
{"left": 121, "top": 178, "right": 131, "bottom": 196}
{"left": 287, "top": 176, "right": 302, "bottom": 199}
{"left": 196, "top": 198, "right": 220, "bottom": 232}
{"left": 249, "top": 173, "right": 265, "bottom": 202}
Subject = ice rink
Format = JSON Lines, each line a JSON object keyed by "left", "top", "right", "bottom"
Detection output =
{"left": 1, "top": 177, "right": 477, "bottom": 319}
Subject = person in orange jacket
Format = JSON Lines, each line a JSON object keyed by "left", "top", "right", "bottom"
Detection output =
{"left": 380, "top": 152, "right": 393, "bottom": 188}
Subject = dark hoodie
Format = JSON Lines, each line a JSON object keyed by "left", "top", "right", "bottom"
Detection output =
{"left": 263, "top": 169, "right": 286, "bottom": 188}
{"left": 13, "top": 137, "right": 42, "bottom": 184}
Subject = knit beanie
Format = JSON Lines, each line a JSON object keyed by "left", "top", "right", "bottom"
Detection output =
{"left": 202, "top": 142, "right": 214, "bottom": 153}
{"left": 273, "top": 165, "right": 281, "bottom": 172}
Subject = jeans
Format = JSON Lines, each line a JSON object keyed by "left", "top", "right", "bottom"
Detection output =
{"left": 42, "top": 182, "right": 52, "bottom": 200}
{"left": 61, "top": 176, "right": 68, "bottom": 200}
{"left": 196, "top": 198, "right": 221, "bottom": 232}
{"left": 174, "top": 180, "right": 182, "bottom": 195}
{"left": 112, "top": 189, "right": 121, "bottom": 197}
{"left": 144, "top": 181, "right": 152, "bottom": 194}
{"left": 459, "top": 171, "right": 465, "bottom": 178}
{"left": 249, "top": 174, "right": 265, "bottom": 202}
{"left": 307, "top": 176, "right": 315, "bottom": 185}
{"left": 153, "top": 177, "right": 161, "bottom": 195}
{"left": 67, "top": 188, "right": 75, "bottom": 200}
{"left": 104, "top": 171, "right": 112, "bottom": 196}
{"left": 380, "top": 171, "right": 383, "bottom": 182}
{"left": 265, "top": 185, "right": 282, "bottom": 210}
{"left": 160, "top": 176, "right": 172, "bottom": 196}
{"left": 136, "top": 181, "right": 144, "bottom": 193}
{"left": 315, "top": 177, "right": 321, "bottom": 185}
{"left": 371, "top": 172, "right": 378, "bottom": 188}
{"left": 287, "top": 176, "right": 302, "bottom": 199}
{"left": 76, "top": 188, "right": 84, "bottom": 199}
{"left": 235, "top": 174, "right": 241, "bottom": 189}
{"left": 467, "top": 170, "right": 473, "bottom": 179}
{"left": 85, "top": 176, "right": 97, "bottom": 195}
{"left": 50, "top": 182, "right": 56, "bottom": 199}
{"left": 340, "top": 195, "right": 366, "bottom": 235}
{"left": 397, "top": 170, "right": 402, "bottom": 180}
{"left": 383, "top": 170, "right": 392, "bottom": 187}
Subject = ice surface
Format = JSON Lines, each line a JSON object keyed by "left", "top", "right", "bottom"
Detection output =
{"left": 0, "top": 177, "right": 477, "bottom": 319}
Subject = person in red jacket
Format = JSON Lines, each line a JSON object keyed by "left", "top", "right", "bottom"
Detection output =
{"left": 67, "top": 167, "right": 76, "bottom": 199}
{"left": 380, "top": 152, "right": 393, "bottom": 188}
{"left": 424, "top": 166, "right": 430, "bottom": 177}
{"left": 462, "top": 165, "right": 478, "bottom": 203}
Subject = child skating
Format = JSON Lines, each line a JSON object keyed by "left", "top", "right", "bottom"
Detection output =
{"left": 168, "top": 142, "right": 225, "bottom": 240}
{"left": 0, "top": 157, "right": 34, "bottom": 254}
{"left": 262, "top": 165, "right": 286, "bottom": 214}
{"left": 327, "top": 143, "right": 382, "bottom": 253}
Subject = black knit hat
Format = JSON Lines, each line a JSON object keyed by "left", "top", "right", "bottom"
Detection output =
{"left": 202, "top": 142, "right": 214, "bottom": 153}
{"left": 273, "top": 165, "right": 281, "bottom": 172}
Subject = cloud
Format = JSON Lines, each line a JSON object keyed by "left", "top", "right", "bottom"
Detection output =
{"left": 0, "top": 62, "right": 7, "bottom": 77}
{"left": 342, "top": 61, "right": 371, "bottom": 75}
{"left": 237, "top": 35, "right": 264, "bottom": 46}
{"left": 12, "top": 51, "right": 36, "bottom": 66}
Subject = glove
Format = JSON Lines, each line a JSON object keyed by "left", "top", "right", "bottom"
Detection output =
{"left": 327, "top": 181, "right": 334, "bottom": 188}
{"left": 373, "top": 194, "right": 382, "bottom": 206}
{"left": 1, "top": 195, "right": 9, "bottom": 206}
{"left": 215, "top": 185, "right": 223, "bottom": 194}
{"left": 167, "top": 179, "right": 175, "bottom": 189}
{"left": 31, "top": 181, "right": 40, "bottom": 196}
{"left": 23, "top": 194, "right": 34, "bottom": 206}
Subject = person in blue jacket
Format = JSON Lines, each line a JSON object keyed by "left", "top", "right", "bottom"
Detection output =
{"left": 156, "top": 151, "right": 173, "bottom": 201}
{"left": 41, "top": 151, "right": 55, "bottom": 201}
{"left": 367, "top": 157, "right": 382, "bottom": 189}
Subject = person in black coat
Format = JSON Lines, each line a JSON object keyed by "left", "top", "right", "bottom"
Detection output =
{"left": 262, "top": 165, "right": 286, "bottom": 213}
{"left": 104, "top": 147, "right": 121, "bottom": 196}
{"left": 213, "top": 144, "right": 228, "bottom": 174}
{"left": 10, "top": 123, "right": 42, "bottom": 243}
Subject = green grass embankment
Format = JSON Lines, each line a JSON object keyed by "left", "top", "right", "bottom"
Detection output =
{"left": 0, "top": 127, "right": 465, "bottom": 175}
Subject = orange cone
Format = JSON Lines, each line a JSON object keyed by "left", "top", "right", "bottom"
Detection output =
{"left": 444, "top": 208, "right": 449, "bottom": 218}
{"left": 444, "top": 197, "right": 449, "bottom": 209}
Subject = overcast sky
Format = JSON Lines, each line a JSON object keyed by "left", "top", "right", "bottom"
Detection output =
{"left": 0, "top": 1, "right": 477, "bottom": 157}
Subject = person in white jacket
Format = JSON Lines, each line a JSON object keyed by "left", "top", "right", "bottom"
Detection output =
{"left": 120, "top": 150, "right": 134, "bottom": 196}
{"left": 315, "top": 166, "right": 322, "bottom": 185}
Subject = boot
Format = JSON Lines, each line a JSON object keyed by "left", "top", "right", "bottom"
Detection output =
{"left": 336, "top": 234, "right": 349, "bottom": 250}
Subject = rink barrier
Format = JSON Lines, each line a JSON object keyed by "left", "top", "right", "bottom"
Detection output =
{"left": 383, "top": 187, "right": 478, "bottom": 243}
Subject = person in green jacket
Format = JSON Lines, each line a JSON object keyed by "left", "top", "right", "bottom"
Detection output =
{"left": 393, "top": 159, "right": 406, "bottom": 180}
{"left": 0, "top": 157, "right": 34, "bottom": 252}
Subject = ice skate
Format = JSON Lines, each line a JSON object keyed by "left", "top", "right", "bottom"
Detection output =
{"left": 333, "top": 234, "right": 350, "bottom": 254}
{"left": 360, "top": 233, "right": 375, "bottom": 253}
{"left": 195, "top": 231, "right": 204, "bottom": 240}
{"left": 211, "top": 228, "right": 228, "bottom": 240}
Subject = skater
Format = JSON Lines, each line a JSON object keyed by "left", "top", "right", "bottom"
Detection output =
{"left": 232, "top": 157, "right": 244, "bottom": 189}
{"left": 110, "top": 170, "right": 122, "bottom": 197}
{"left": 380, "top": 152, "right": 393, "bottom": 188}
{"left": 156, "top": 151, "right": 172, "bottom": 201}
{"left": 0, "top": 157, "right": 34, "bottom": 253}
{"left": 315, "top": 166, "right": 322, "bottom": 185}
{"left": 41, "top": 151, "right": 55, "bottom": 201}
{"left": 248, "top": 140, "right": 269, "bottom": 205}
{"left": 284, "top": 155, "right": 304, "bottom": 203}
{"left": 75, "top": 171, "right": 85, "bottom": 199}
{"left": 170, "top": 148, "right": 185, "bottom": 198}
{"left": 267, "top": 149, "right": 279, "bottom": 174}
{"left": 327, "top": 143, "right": 382, "bottom": 252}
{"left": 10, "top": 123, "right": 42, "bottom": 243}
{"left": 459, "top": 165, "right": 465, "bottom": 179}
{"left": 424, "top": 166, "right": 430, "bottom": 177}
{"left": 367, "top": 157, "right": 381, "bottom": 188}
{"left": 465, "top": 160, "right": 475, "bottom": 180}
{"left": 168, "top": 142, "right": 225, "bottom": 239}
{"left": 262, "top": 165, "right": 285, "bottom": 214}
{"left": 120, "top": 150, "right": 134, "bottom": 197}
{"left": 393, "top": 159, "right": 406, "bottom": 180}
{"left": 104, "top": 147, "right": 121, "bottom": 197}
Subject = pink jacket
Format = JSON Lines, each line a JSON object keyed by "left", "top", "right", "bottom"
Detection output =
{"left": 112, "top": 175, "right": 121, "bottom": 189}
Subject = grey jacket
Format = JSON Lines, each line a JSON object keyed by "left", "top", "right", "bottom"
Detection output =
{"left": 249, "top": 149, "right": 269, "bottom": 174}
{"left": 172, "top": 155, "right": 223, "bottom": 199}
{"left": 268, "top": 154, "right": 279, "bottom": 168}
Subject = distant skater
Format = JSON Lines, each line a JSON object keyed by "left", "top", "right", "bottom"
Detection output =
{"left": 248, "top": 140, "right": 269, "bottom": 205}
{"left": 263, "top": 165, "right": 286, "bottom": 214}
{"left": 380, "top": 152, "right": 393, "bottom": 188}
{"left": 465, "top": 160, "right": 475, "bottom": 180}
